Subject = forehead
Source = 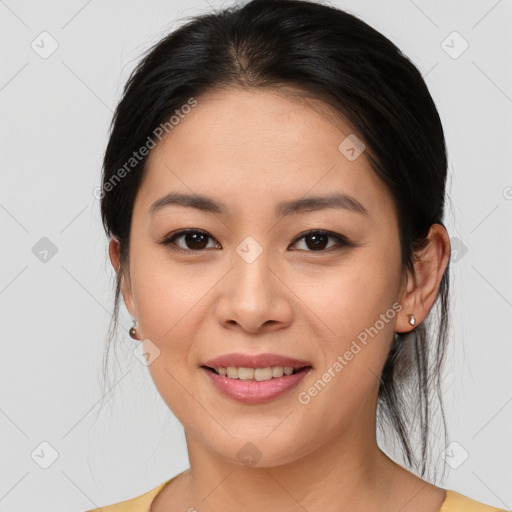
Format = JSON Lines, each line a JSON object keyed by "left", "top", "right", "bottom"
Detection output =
{"left": 136, "top": 87, "right": 394, "bottom": 221}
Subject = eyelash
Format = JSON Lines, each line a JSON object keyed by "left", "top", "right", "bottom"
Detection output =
{"left": 157, "top": 229, "right": 354, "bottom": 254}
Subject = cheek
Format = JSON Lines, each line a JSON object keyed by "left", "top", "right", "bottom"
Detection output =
{"left": 130, "top": 263, "right": 208, "bottom": 422}
{"left": 294, "top": 255, "right": 399, "bottom": 342}
{"left": 293, "top": 257, "right": 400, "bottom": 413}
{"left": 294, "top": 274, "right": 399, "bottom": 436}
{"left": 130, "top": 249, "right": 214, "bottom": 341}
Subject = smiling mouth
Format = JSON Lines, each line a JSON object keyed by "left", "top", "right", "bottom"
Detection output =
{"left": 202, "top": 365, "right": 312, "bottom": 381}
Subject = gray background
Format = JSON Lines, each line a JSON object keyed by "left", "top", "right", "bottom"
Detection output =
{"left": 0, "top": 0, "right": 511, "bottom": 511}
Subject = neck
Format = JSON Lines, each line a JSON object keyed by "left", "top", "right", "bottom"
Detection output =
{"left": 178, "top": 403, "right": 406, "bottom": 511}
{"left": 153, "top": 389, "right": 443, "bottom": 512}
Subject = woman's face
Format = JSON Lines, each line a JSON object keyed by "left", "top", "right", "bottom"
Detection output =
{"left": 113, "top": 87, "right": 409, "bottom": 466}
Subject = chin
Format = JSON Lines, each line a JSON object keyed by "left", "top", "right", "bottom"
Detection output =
{"left": 206, "top": 432, "right": 312, "bottom": 469}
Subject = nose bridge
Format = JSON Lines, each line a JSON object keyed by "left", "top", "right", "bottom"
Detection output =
{"left": 215, "top": 235, "right": 292, "bottom": 331}
{"left": 231, "top": 238, "right": 275, "bottom": 303}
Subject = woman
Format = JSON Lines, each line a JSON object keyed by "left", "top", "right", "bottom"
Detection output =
{"left": 88, "top": 0, "right": 506, "bottom": 510}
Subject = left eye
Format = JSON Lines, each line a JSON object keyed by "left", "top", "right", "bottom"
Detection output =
{"left": 290, "top": 230, "right": 351, "bottom": 252}
{"left": 158, "top": 229, "right": 352, "bottom": 253}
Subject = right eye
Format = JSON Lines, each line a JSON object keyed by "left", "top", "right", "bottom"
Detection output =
{"left": 157, "top": 229, "right": 220, "bottom": 253}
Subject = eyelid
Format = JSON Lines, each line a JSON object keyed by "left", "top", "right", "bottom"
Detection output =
{"left": 158, "top": 228, "right": 354, "bottom": 253}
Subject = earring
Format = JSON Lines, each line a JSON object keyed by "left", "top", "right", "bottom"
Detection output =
{"left": 129, "top": 320, "right": 140, "bottom": 340}
{"left": 408, "top": 314, "right": 416, "bottom": 326}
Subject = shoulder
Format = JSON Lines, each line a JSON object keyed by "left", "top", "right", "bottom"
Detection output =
{"left": 441, "top": 490, "right": 509, "bottom": 512}
{"left": 85, "top": 478, "right": 173, "bottom": 512}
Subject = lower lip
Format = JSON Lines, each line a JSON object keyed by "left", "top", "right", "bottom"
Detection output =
{"left": 201, "top": 366, "right": 311, "bottom": 404}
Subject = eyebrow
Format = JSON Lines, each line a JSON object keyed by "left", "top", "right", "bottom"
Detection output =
{"left": 149, "top": 192, "right": 368, "bottom": 217}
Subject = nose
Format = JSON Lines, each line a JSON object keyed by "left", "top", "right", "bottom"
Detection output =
{"left": 215, "top": 249, "right": 294, "bottom": 334}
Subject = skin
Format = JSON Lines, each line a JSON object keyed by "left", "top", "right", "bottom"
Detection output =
{"left": 109, "top": 87, "right": 451, "bottom": 512}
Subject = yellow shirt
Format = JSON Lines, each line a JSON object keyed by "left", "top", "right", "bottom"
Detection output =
{"left": 86, "top": 478, "right": 508, "bottom": 512}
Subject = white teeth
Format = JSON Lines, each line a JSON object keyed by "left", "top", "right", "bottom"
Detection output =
{"left": 272, "top": 366, "right": 282, "bottom": 378}
{"left": 226, "top": 367, "right": 238, "bottom": 379}
{"left": 214, "top": 365, "right": 299, "bottom": 381}
{"left": 238, "top": 367, "right": 254, "bottom": 380}
{"left": 254, "top": 367, "right": 273, "bottom": 381}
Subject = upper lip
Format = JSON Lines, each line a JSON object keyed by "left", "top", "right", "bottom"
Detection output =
{"left": 202, "top": 353, "right": 312, "bottom": 369}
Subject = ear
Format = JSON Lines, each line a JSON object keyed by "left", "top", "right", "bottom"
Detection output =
{"left": 395, "top": 223, "right": 451, "bottom": 333}
{"left": 108, "top": 237, "right": 136, "bottom": 318}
